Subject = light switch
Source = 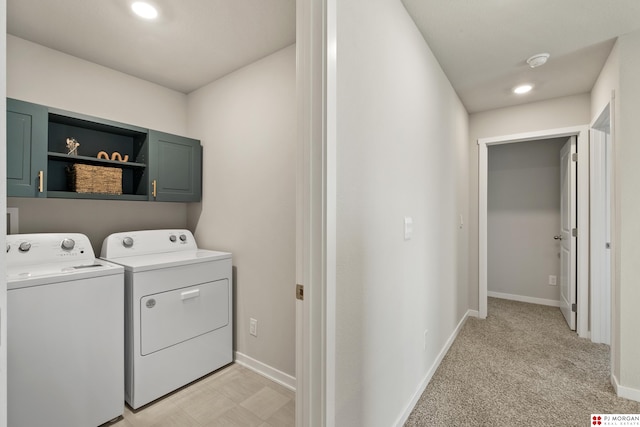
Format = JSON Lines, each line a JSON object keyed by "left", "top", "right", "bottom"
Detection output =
{"left": 404, "top": 217, "right": 413, "bottom": 240}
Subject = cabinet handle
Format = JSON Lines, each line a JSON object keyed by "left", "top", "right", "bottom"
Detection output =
{"left": 152, "top": 179, "right": 157, "bottom": 198}
{"left": 38, "top": 171, "right": 44, "bottom": 193}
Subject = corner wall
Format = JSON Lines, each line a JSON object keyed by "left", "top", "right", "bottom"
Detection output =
{"left": 590, "top": 39, "right": 620, "bottom": 387}
{"left": 186, "top": 45, "right": 296, "bottom": 380}
{"left": 6, "top": 35, "right": 189, "bottom": 252}
{"left": 593, "top": 30, "right": 640, "bottom": 400}
{"left": 616, "top": 30, "right": 640, "bottom": 399}
{"left": 335, "top": 1, "right": 469, "bottom": 425}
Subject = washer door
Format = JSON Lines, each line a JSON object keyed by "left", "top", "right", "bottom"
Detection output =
{"left": 140, "top": 279, "right": 229, "bottom": 356}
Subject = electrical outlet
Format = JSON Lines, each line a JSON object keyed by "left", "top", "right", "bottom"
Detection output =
{"left": 249, "top": 318, "right": 258, "bottom": 337}
{"left": 548, "top": 275, "right": 557, "bottom": 286}
{"left": 423, "top": 329, "right": 429, "bottom": 350}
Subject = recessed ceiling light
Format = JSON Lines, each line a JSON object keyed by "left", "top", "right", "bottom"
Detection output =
{"left": 131, "top": 1, "right": 158, "bottom": 20}
{"left": 526, "top": 53, "right": 550, "bottom": 68}
{"left": 513, "top": 84, "right": 533, "bottom": 95}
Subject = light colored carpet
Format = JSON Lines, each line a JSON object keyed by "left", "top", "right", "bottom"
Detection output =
{"left": 405, "top": 297, "right": 640, "bottom": 426}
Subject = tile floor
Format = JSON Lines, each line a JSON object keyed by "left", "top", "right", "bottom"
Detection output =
{"left": 110, "top": 363, "right": 294, "bottom": 427}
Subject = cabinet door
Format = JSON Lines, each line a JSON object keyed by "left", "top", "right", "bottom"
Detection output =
{"left": 6, "top": 99, "right": 48, "bottom": 197}
{"left": 148, "top": 130, "right": 202, "bottom": 202}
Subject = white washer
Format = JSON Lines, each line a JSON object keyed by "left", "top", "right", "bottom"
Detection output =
{"left": 101, "top": 229, "right": 233, "bottom": 409}
{"left": 6, "top": 233, "right": 124, "bottom": 427}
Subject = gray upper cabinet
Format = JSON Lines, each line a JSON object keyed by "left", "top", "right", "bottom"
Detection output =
{"left": 7, "top": 99, "right": 48, "bottom": 197}
{"left": 148, "top": 130, "right": 202, "bottom": 202}
{"left": 6, "top": 98, "right": 202, "bottom": 203}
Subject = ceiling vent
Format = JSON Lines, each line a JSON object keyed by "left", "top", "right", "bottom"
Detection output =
{"left": 526, "top": 53, "right": 550, "bottom": 68}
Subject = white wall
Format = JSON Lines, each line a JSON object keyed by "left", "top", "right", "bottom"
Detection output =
{"left": 488, "top": 138, "right": 565, "bottom": 304}
{"left": 335, "top": 0, "right": 469, "bottom": 425}
{"left": 469, "top": 94, "right": 591, "bottom": 310}
{"left": 616, "top": 31, "right": 640, "bottom": 399}
{"left": 6, "top": 35, "right": 189, "bottom": 252}
{"left": 187, "top": 45, "right": 296, "bottom": 379}
{"left": 592, "top": 30, "right": 640, "bottom": 399}
{"left": 591, "top": 43, "right": 619, "bottom": 121}
{"left": 7, "top": 36, "right": 188, "bottom": 135}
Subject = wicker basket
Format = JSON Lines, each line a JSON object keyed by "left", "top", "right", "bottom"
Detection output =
{"left": 67, "top": 164, "right": 122, "bottom": 195}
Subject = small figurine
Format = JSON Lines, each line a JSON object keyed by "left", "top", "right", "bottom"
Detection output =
{"left": 97, "top": 151, "right": 129, "bottom": 162}
{"left": 66, "top": 137, "right": 80, "bottom": 156}
{"left": 111, "top": 152, "right": 129, "bottom": 162}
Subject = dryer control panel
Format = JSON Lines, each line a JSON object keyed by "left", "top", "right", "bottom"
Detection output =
{"left": 101, "top": 229, "right": 198, "bottom": 259}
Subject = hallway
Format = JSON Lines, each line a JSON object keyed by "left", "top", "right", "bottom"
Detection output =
{"left": 405, "top": 298, "right": 640, "bottom": 426}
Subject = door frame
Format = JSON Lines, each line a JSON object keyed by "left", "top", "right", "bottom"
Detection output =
{"left": 590, "top": 103, "right": 612, "bottom": 345}
{"left": 478, "top": 125, "right": 590, "bottom": 338}
{"left": 295, "top": 0, "right": 336, "bottom": 424}
{"left": 0, "top": 3, "right": 8, "bottom": 425}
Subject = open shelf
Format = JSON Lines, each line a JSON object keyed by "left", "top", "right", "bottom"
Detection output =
{"left": 48, "top": 152, "right": 146, "bottom": 169}
{"left": 47, "top": 191, "right": 149, "bottom": 201}
{"left": 47, "top": 111, "right": 149, "bottom": 198}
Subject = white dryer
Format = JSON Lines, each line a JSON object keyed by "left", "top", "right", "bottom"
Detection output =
{"left": 101, "top": 229, "right": 233, "bottom": 409}
{"left": 6, "top": 233, "right": 124, "bottom": 427}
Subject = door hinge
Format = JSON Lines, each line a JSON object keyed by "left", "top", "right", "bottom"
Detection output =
{"left": 296, "top": 284, "right": 304, "bottom": 301}
{"left": 606, "top": 242, "right": 611, "bottom": 249}
{"left": 572, "top": 153, "right": 578, "bottom": 162}
{"left": 571, "top": 303, "right": 577, "bottom": 313}
{"left": 572, "top": 228, "right": 577, "bottom": 237}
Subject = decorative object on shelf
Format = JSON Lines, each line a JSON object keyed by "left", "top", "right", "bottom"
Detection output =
{"left": 97, "top": 150, "right": 129, "bottom": 162}
{"left": 111, "top": 152, "right": 129, "bottom": 162}
{"left": 66, "top": 164, "right": 122, "bottom": 195}
{"left": 66, "top": 138, "right": 80, "bottom": 156}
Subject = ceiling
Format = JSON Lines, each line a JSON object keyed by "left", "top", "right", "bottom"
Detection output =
{"left": 7, "top": 0, "right": 296, "bottom": 94}
{"left": 7, "top": 0, "right": 640, "bottom": 113}
{"left": 402, "top": 0, "right": 640, "bottom": 113}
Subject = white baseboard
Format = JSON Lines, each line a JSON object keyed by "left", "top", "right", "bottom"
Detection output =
{"left": 612, "top": 374, "right": 640, "bottom": 403}
{"left": 488, "top": 291, "right": 561, "bottom": 308}
{"left": 234, "top": 351, "right": 296, "bottom": 392}
{"left": 394, "top": 309, "right": 475, "bottom": 427}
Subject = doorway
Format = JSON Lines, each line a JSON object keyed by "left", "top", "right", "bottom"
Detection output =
{"left": 478, "top": 125, "right": 590, "bottom": 338}
{"left": 487, "top": 138, "right": 567, "bottom": 312}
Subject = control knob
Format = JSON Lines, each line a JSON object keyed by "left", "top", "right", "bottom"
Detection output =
{"left": 179, "top": 234, "right": 187, "bottom": 242}
{"left": 122, "top": 237, "right": 134, "bottom": 248}
{"left": 169, "top": 235, "right": 177, "bottom": 242}
{"left": 61, "top": 238, "right": 75, "bottom": 250}
{"left": 18, "top": 242, "right": 31, "bottom": 252}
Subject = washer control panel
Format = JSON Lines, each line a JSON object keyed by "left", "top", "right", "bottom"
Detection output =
{"left": 6, "top": 233, "right": 95, "bottom": 268}
{"left": 101, "top": 229, "right": 197, "bottom": 259}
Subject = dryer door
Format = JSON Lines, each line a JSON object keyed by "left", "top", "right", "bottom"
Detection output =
{"left": 140, "top": 279, "right": 229, "bottom": 356}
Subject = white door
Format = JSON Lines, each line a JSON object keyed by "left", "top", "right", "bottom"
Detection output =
{"left": 559, "top": 136, "right": 577, "bottom": 330}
